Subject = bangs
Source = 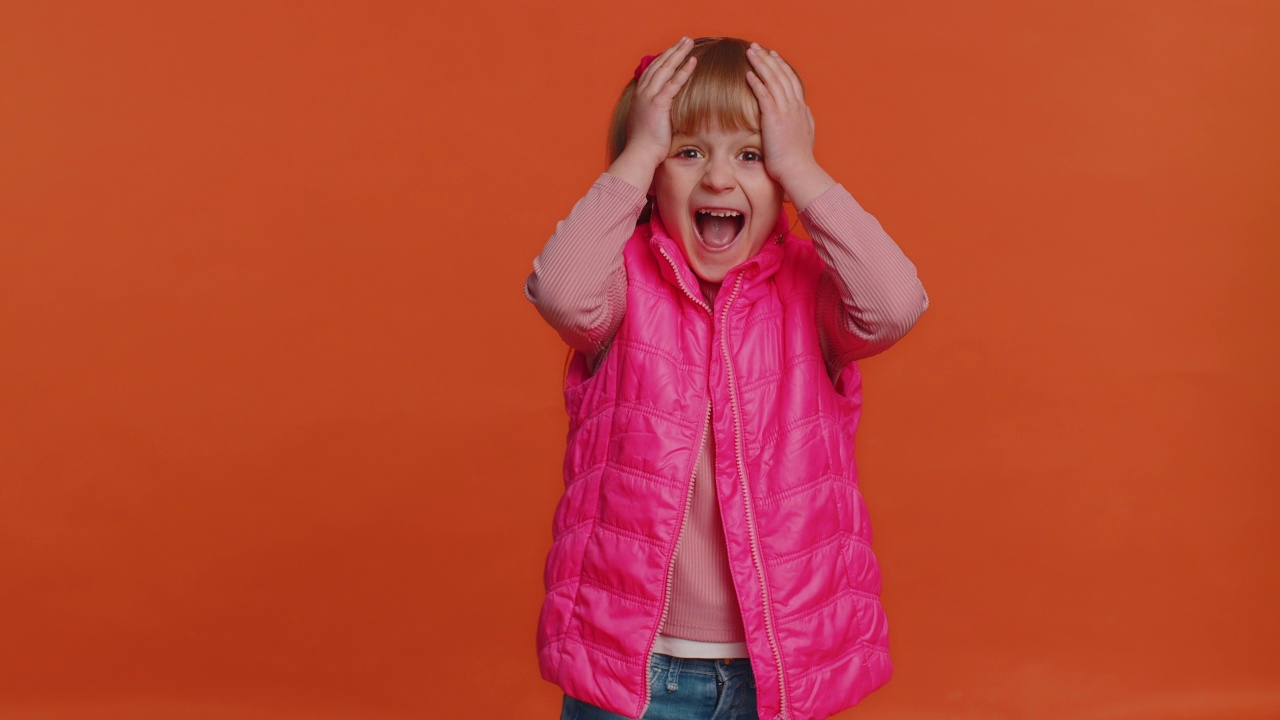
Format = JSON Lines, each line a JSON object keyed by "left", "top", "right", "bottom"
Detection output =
{"left": 670, "top": 38, "right": 760, "bottom": 134}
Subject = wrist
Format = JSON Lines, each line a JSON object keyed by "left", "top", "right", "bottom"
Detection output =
{"left": 775, "top": 159, "right": 836, "bottom": 212}
{"left": 607, "top": 145, "right": 666, "bottom": 193}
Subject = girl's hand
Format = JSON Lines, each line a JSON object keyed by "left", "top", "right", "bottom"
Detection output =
{"left": 608, "top": 37, "right": 697, "bottom": 189}
{"left": 745, "top": 44, "right": 836, "bottom": 211}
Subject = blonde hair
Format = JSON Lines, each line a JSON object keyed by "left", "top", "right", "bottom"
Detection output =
{"left": 607, "top": 37, "right": 795, "bottom": 165}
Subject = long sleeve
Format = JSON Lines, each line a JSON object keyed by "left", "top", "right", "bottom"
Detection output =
{"left": 799, "top": 184, "right": 929, "bottom": 370}
{"left": 524, "top": 173, "right": 648, "bottom": 356}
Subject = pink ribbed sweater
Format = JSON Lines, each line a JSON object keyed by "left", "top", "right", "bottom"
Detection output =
{"left": 526, "top": 173, "right": 927, "bottom": 657}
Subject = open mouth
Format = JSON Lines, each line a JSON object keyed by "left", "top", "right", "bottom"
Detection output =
{"left": 693, "top": 209, "right": 746, "bottom": 251}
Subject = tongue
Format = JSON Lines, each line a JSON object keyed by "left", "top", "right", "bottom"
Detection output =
{"left": 697, "top": 214, "right": 739, "bottom": 248}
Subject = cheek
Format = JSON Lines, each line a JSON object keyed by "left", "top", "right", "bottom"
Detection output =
{"left": 651, "top": 165, "right": 672, "bottom": 198}
{"left": 651, "top": 174, "right": 676, "bottom": 209}
{"left": 755, "top": 199, "right": 782, "bottom": 229}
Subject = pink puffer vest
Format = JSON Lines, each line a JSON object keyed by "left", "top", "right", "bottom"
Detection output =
{"left": 537, "top": 213, "right": 891, "bottom": 720}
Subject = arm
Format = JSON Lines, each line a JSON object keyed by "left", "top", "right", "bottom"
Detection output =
{"left": 526, "top": 37, "right": 698, "bottom": 357}
{"left": 802, "top": 185, "right": 929, "bottom": 367}
{"left": 524, "top": 174, "right": 647, "bottom": 356}
{"left": 745, "top": 45, "right": 926, "bottom": 371}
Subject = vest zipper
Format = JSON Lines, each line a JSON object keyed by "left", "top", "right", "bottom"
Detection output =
{"left": 654, "top": 248, "right": 789, "bottom": 718}
{"left": 657, "top": 247, "right": 712, "bottom": 313}
{"left": 641, "top": 400, "right": 712, "bottom": 718}
{"left": 719, "top": 273, "right": 789, "bottom": 719}
{"left": 642, "top": 246, "right": 713, "bottom": 718}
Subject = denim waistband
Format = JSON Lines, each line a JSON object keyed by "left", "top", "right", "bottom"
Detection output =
{"left": 649, "top": 653, "right": 755, "bottom": 686}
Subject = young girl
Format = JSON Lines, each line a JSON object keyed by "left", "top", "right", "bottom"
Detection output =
{"left": 526, "top": 37, "right": 928, "bottom": 720}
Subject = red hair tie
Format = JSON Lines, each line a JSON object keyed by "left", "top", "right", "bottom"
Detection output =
{"left": 633, "top": 55, "right": 657, "bottom": 80}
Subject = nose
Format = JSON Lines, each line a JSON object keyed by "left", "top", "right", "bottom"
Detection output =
{"left": 700, "top": 155, "right": 735, "bottom": 192}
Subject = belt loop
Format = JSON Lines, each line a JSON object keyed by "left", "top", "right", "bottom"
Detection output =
{"left": 665, "top": 656, "right": 683, "bottom": 692}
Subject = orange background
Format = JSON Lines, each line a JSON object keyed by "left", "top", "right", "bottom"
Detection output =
{"left": 2, "top": 1, "right": 1277, "bottom": 719}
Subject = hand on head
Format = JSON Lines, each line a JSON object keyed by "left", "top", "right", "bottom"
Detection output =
{"left": 744, "top": 44, "right": 836, "bottom": 209}
{"left": 744, "top": 44, "right": 817, "bottom": 186}
{"left": 626, "top": 37, "right": 698, "bottom": 170}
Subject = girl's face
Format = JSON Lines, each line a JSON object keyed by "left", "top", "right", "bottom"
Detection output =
{"left": 653, "top": 121, "right": 783, "bottom": 283}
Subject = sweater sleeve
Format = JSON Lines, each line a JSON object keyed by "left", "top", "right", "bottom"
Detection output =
{"left": 525, "top": 173, "right": 648, "bottom": 356}
{"left": 799, "top": 184, "right": 929, "bottom": 370}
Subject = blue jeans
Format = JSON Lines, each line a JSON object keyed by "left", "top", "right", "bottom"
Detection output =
{"left": 560, "top": 654, "right": 758, "bottom": 720}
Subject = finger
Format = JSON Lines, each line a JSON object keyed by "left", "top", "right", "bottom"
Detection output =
{"left": 639, "top": 37, "right": 692, "bottom": 91}
{"left": 636, "top": 39, "right": 680, "bottom": 92}
{"left": 655, "top": 36, "right": 693, "bottom": 74}
{"left": 746, "top": 44, "right": 794, "bottom": 105}
{"left": 767, "top": 48, "right": 806, "bottom": 102}
{"left": 656, "top": 56, "right": 697, "bottom": 101}
{"left": 745, "top": 69, "right": 777, "bottom": 111}
{"left": 760, "top": 48, "right": 800, "bottom": 105}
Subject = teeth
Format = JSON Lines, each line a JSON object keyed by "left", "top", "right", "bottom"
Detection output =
{"left": 697, "top": 209, "right": 742, "bottom": 218}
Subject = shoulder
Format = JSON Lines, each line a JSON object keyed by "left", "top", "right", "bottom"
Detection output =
{"left": 621, "top": 226, "right": 676, "bottom": 303}
{"left": 622, "top": 224, "right": 657, "bottom": 276}
{"left": 776, "top": 236, "right": 825, "bottom": 289}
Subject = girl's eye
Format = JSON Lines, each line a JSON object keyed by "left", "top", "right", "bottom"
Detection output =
{"left": 740, "top": 150, "right": 763, "bottom": 162}
{"left": 675, "top": 148, "right": 703, "bottom": 159}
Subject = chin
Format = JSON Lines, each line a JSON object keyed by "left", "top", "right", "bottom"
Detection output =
{"left": 689, "top": 264, "right": 728, "bottom": 283}
{"left": 681, "top": 243, "right": 756, "bottom": 284}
